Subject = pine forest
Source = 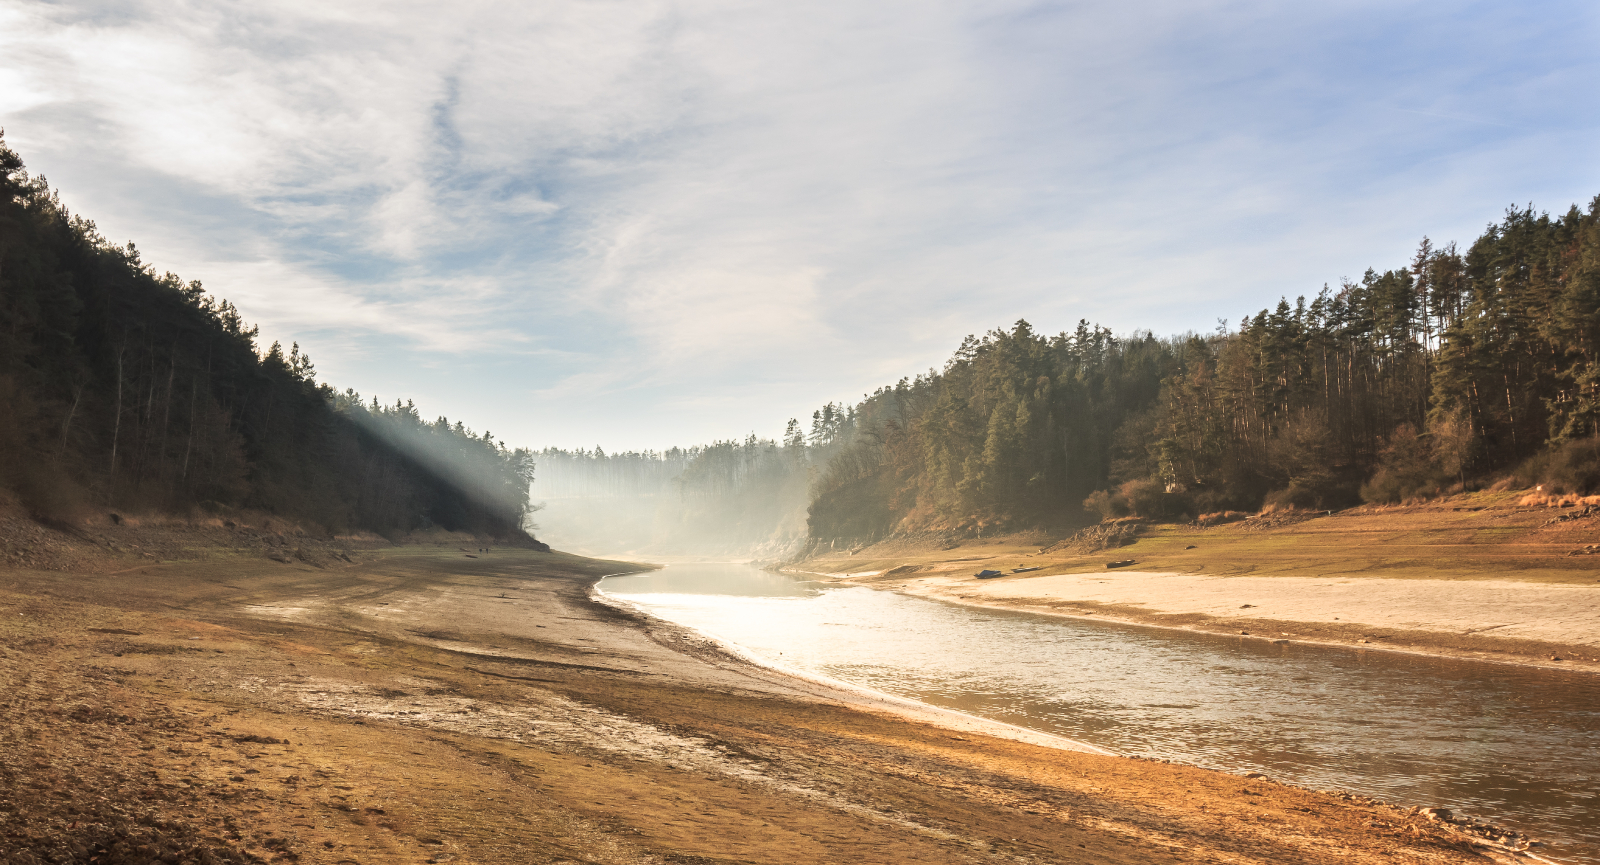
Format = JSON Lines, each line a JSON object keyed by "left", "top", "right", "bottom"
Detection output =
{"left": 0, "top": 135, "right": 538, "bottom": 540}
{"left": 804, "top": 198, "right": 1600, "bottom": 541}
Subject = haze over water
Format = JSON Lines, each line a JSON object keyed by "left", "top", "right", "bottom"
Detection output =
{"left": 603, "top": 563, "right": 1600, "bottom": 863}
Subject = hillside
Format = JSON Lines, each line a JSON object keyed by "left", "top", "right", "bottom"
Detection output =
{"left": 0, "top": 133, "right": 537, "bottom": 541}
{"left": 803, "top": 197, "right": 1600, "bottom": 543}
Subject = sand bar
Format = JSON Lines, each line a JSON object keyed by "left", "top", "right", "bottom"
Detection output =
{"left": 807, "top": 567, "right": 1600, "bottom": 670}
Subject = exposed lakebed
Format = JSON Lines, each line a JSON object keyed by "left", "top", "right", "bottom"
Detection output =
{"left": 601, "top": 563, "right": 1600, "bottom": 862}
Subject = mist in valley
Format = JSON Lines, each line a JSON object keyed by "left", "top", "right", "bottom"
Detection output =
{"left": 530, "top": 408, "right": 854, "bottom": 558}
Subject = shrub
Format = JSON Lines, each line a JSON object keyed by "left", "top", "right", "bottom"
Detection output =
{"left": 1083, "top": 478, "right": 1194, "bottom": 521}
{"left": 1084, "top": 480, "right": 1188, "bottom": 520}
{"left": 1514, "top": 437, "right": 1600, "bottom": 494}
{"left": 1361, "top": 424, "right": 1441, "bottom": 503}
{"left": 1082, "top": 488, "right": 1129, "bottom": 521}
{"left": 1118, "top": 479, "right": 1169, "bottom": 518}
{"left": 1196, "top": 510, "right": 1247, "bottom": 526}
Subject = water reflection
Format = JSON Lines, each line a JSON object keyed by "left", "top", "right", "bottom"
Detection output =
{"left": 601, "top": 563, "right": 1600, "bottom": 861}
{"left": 604, "top": 567, "right": 820, "bottom": 598}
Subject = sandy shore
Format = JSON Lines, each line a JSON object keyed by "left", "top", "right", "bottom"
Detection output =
{"left": 790, "top": 562, "right": 1600, "bottom": 671}
{"left": 793, "top": 566, "right": 1600, "bottom": 672}
{"left": 1, "top": 547, "right": 1551, "bottom": 864}
{"left": 789, "top": 496, "right": 1600, "bottom": 673}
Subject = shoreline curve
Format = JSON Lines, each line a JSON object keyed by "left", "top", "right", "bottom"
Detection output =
{"left": 590, "top": 576, "right": 1116, "bottom": 757}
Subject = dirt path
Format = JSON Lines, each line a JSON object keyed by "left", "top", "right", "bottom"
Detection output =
{"left": 1, "top": 549, "right": 1544, "bottom": 864}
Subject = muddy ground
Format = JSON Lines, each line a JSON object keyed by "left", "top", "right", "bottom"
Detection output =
{"left": 1, "top": 546, "right": 1542, "bottom": 864}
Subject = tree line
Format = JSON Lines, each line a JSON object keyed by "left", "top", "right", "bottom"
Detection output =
{"left": 806, "top": 195, "right": 1600, "bottom": 541}
{"left": 530, "top": 408, "right": 857, "bottom": 554}
{"left": 0, "top": 133, "right": 538, "bottom": 540}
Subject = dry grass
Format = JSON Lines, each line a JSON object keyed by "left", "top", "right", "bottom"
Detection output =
{"left": 805, "top": 489, "right": 1600, "bottom": 585}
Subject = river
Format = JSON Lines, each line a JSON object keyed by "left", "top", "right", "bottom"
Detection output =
{"left": 599, "top": 562, "right": 1600, "bottom": 862}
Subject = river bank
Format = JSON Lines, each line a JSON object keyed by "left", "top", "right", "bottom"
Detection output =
{"left": 788, "top": 493, "right": 1600, "bottom": 672}
{"left": 0, "top": 536, "right": 1542, "bottom": 864}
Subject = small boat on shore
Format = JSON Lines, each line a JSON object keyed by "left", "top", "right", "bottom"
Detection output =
{"left": 1011, "top": 566, "right": 1042, "bottom": 573}
{"left": 1106, "top": 560, "right": 1136, "bottom": 569}
{"left": 974, "top": 569, "right": 1004, "bottom": 579}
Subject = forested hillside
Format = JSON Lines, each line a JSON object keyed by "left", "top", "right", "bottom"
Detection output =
{"left": 807, "top": 197, "right": 1600, "bottom": 541}
{"left": 0, "top": 134, "right": 538, "bottom": 539}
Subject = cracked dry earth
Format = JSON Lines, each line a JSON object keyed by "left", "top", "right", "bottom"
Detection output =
{"left": 2, "top": 548, "right": 1527, "bottom": 864}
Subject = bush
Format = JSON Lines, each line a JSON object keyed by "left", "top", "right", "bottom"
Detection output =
{"left": 1119, "top": 479, "right": 1170, "bottom": 518}
{"left": 1085, "top": 479, "right": 1191, "bottom": 521}
{"left": 1361, "top": 424, "right": 1441, "bottom": 504}
{"left": 1083, "top": 488, "right": 1129, "bottom": 521}
{"left": 1514, "top": 437, "right": 1600, "bottom": 494}
{"left": 1196, "top": 510, "right": 1248, "bottom": 526}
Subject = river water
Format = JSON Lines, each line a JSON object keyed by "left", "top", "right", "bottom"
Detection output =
{"left": 599, "top": 562, "right": 1600, "bottom": 861}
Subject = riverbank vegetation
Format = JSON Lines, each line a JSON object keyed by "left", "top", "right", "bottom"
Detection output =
{"left": 0, "top": 134, "right": 537, "bottom": 539}
{"left": 804, "top": 196, "right": 1600, "bottom": 540}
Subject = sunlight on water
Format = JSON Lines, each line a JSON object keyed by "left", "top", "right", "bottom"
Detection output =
{"left": 602, "top": 563, "right": 1600, "bottom": 861}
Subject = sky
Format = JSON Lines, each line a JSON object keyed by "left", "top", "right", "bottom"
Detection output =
{"left": 2, "top": 0, "right": 1597, "bottom": 452}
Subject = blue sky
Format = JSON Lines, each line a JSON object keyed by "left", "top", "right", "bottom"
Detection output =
{"left": 2, "top": 0, "right": 1597, "bottom": 451}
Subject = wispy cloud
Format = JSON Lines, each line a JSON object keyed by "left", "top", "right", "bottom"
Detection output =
{"left": 2, "top": 0, "right": 1597, "bottom": 449}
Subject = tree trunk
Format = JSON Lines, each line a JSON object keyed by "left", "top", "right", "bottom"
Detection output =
{"left": 109, "top": 344, "right": 125, "bottom": 482}
{"left": 181, "top": 375, "right": 196, "bottom": 482}
{"left": 58, "top": 383, "right": 83, "bottom": 460}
